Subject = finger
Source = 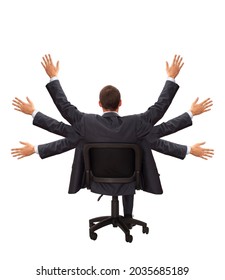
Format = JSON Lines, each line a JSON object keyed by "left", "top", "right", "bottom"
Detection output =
{"left": 192, "top": 97, "right": 199, "bottom": 104}
{"left": 12, "top": 100, "right": 20, "bottom": 106}
{"left": 177, "top": 55, "right": 182, "bottom": 65}
{"left": 173, "top": 54, "right": 177, "bottom": 64}
{"left": 14, "top": 108, "right": 22, "bottom": 112}
{"left": 44, "top": 54, "right": 48, "bottom": 61}
{"left": 17, "top": 155, "right": 24, "bottom": 160}
{"left": 204, "top": 101, "right": 213, "bottom": 107}
{"left": 12, "top": 104, "right": 21, "bottom": 110}
{"left": 44, "top": 54, "right": 50, "bottom": 64}
{"left": 202, "top": 103, "right": 213, "bottom": 111}
{"left": 12, "top": 153, "right": 21, "bottom": 157}
{"left": 204, "top": 150, "right": 214, "bottom": 157}
{"left": 206, "top": 153, "right": 214, "bottom": 157}
{"left": 12, "top": 152, "right": 21, "bottom": 157}
{"left": 198, "top": 141, "right": 206, "bottom": 146}
{"left": 14, "top": 97, "right": 24, "bottom": 104}
{"left": 179, "top": 62, "right": 184, "bottom": 69}
{"left": 203, "top": 155, "right": 212, "bottom": 160}
{"left": 203, "top": 109, "right": 211, "bottom": 113}
{"left": 166, "top": 61, "right": 169, "bottom": 70}
{"left": 202, "top": 97, "right": 211, "bottom": 103}
{"left": 26, "top": 96, "right": 32, "bottom": 104}
{"left": 176, "top": 55, "right": 180, "bottom": 64}
{"left": 205, "top": 101, "right": 213, "bottom": 107}
{"left": 42, "top": 56, "right": 47, "bottom": 65}
{"left": 19, "top": 141, "right": 28, "bottom": 145}
{"left": 45, "top": 54, "right": 50, "bottom": 63}
{"left": 41, "top": 61, "right": 46, "bottom": 68}
{"left": 204, "top": 103, "right": 213, "bottom": 108}
{"left": 11, "top": 148, "right": 22, "bottom": 152}
{"left": 206, "top": 149, "right": 214, "bottom": 154}
{"left": 49, "top": 54, "right": 53, "bottom": 64}
{"left": 204, "top": 150, "right": 214, "bottom": 155}
{"left": 201, "top": 156, "right": 208, "bottom": 160}
{"left": 200, "top": 98, "right": 211, "bottom": 105}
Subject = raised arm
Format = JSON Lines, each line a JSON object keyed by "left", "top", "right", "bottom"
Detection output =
{"left": 140, "top": 55, "right": 184, "bottom": 125}
{"left": 41, "top": 54, "right": 84, "bottom": 125}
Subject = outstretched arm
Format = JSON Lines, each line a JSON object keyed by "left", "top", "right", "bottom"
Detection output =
{"left": 189, "top": 142, "right": 214, "bottom": 160}
{"left": 37, "top": 137, "right": 78, "bottom": 159}
{"left": 11, "top": 136, "right": 79, "bottom": 160}
{"left": 150, "top": 97, "right": 213, "bottom": 138}
{"left": 190, "top": 97, "right": 213, "bottom": 115}
{"left": 150, "top": 112, "right": 192, "bottom": 139}
{"left": 150, "top": 138, "right": 214, "bottom": 160}
{"left": 12, "top": 97, "right": 35, "bottom": 115}
{"left": 11, "top": 141, "right": 35, "bottom": 159}
{"left": 12, "top": 97, "right": 74, "bottom": 137}
{"left": 41, "top": 54, "right": 84, "bottom": 125}
{"left": 33, "top": 112, "right": 74, "bottom": 137}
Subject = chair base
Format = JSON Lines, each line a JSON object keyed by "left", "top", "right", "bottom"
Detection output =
{"left": 89, "top": 197, "right": 149, "bottom": 242}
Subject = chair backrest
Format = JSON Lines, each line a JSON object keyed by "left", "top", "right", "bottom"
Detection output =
{"left": 83, "top": 143, "right": 142, "bottom": 189}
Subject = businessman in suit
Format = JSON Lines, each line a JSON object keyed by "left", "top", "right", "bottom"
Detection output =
{"left": 12, "top": 54, "right": 213, "bottom": 218}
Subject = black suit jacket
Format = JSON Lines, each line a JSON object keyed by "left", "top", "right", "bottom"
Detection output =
{"left": 35, "top": 80, "right": 190, "bottom": 195}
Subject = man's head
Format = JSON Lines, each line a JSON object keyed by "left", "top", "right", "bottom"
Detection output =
{"left": 99, "top": 85, "right": 122, "bottom": 112}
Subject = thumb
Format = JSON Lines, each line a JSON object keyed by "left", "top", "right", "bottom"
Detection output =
{"left": 56, "top": 60, "right": 60, "bottom": 70}
{"left": 26, "top": 96, "right": 32, "bottom": 104}
{"left": 192, "top": 97, "right": 199, "bottom": 105}
{"left": 166, "top": 61, "right": 169, "bottom": 70}
{"left": 198, "top": 141, "right": 206, "bottom": 147}
{"left": 19, "top": 141, "right": 28, "bottom": 146}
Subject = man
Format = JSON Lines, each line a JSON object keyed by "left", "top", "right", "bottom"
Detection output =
{"left": 12, "top": 54, "right": 213, "bottom": 218}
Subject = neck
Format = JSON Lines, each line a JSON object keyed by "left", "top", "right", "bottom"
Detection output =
{"left": 102, "top": 108, "right": 119, "bottom": 113}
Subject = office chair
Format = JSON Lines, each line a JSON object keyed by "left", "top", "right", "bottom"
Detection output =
{"left": 83, "top": 143, "right": 149, "bottom": 243}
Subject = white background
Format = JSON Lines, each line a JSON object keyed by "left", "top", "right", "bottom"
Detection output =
{"left": 1, "top": 0, "right": 224, "bottom": 279}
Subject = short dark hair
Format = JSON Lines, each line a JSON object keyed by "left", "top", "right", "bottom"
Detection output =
{"left": 99, "top": 85, "right": 121, "bottom": 111}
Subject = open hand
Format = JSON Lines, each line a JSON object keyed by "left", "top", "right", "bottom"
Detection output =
{"left": 11, "top": 142, "right": 35, "bottom": 159}
{"left": 41, "top": 54, "right": 59, "bottom": 78}
{"left": 166, "top": 55, "right": 184, "bottom": 79}
{"left": 190, "top": 142, "right": 214, "bottom": 160}
{"left": 12, "top": 97, "right": 35, "bottom": 115}
{"left": 190, "top": 97, "right": 213, "bottom": 116}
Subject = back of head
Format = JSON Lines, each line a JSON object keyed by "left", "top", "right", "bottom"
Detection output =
{"left": 99, "top": 85, "right": 121, "bottom": 111}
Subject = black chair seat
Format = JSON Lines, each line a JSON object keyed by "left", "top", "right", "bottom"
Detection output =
{"left": 83, "top": 143, "right": 149, "bottom": 243}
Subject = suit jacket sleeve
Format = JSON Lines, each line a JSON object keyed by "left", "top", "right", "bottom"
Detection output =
{"left": 38, "top": 137, "right": 78, "bottom": 159}
{"left": 140, "top": 80, "right": 179, "bottom": 125}
{"left": 150, "top": 139, "right": 187, "bottom": 159}
{"left": 33, "top": 112, "right": 73, "bottom": 137}
{"left": 150, "top": 112, "right": 192, "bottom": 138}
{"left": 46, "top": 80, "right": 84, "bottom": 125}
{"left": 143, "top": 112, "right": 191, "bottom": 159}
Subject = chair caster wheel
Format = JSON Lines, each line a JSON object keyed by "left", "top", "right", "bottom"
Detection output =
{"left": 142, "top": 226, "right": 149, "bottom": 234}
{"left": 90, "top": 231, "right": 97, "bottom": 240}
{"left": 125, "top": 234, "right": 133, "bottom": 243}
